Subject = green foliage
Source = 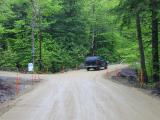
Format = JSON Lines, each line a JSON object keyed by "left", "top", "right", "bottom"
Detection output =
{"left": 0, "top": 47, "right": 17, "bottom": 69}
{"left": 0, "top": 0, "right": 158, "bottom": 75}
{"left": 0, "top": 0, "right": 127, "bottom": 72}
{"left": 113, "top": 0, "right": 160, "bottom": 82}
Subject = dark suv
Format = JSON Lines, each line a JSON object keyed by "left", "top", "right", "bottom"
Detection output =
{"left": 85, "top": 56, "right": 108, "bottom": 71}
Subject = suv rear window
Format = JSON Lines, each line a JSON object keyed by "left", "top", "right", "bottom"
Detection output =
{"left": 85, "top": 56, "right": 99, "bottom": 61}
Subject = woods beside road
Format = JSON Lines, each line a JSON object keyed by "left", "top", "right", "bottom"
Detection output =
{"left": 0, "top": 64, "right": 160, "bottom": 120}
{"left": 0, "top": 0, "right": 159, "bottom": 85}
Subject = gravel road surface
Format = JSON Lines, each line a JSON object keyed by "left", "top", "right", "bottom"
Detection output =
{"left": 0, "top": 65, "right": 160, "bottom": 120}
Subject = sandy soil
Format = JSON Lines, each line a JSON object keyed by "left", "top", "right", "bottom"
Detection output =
{"left": 0, "top": 64, "right": 160, "bottom": 120}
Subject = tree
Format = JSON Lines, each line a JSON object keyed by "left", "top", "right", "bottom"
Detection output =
{"left": 136, "top": 12, "right": 148, "bottom": 83}
{"left": 151, "top": 0, "right": 159, "bottom": 82}
{"left": 1, "top": 0, "right": 155, "bottom": 74}
{"left": 48, "top": 0, "right": 89, "bottom": 66}
{"left": 114, "top": 0, "right": 149, "bottom": 82}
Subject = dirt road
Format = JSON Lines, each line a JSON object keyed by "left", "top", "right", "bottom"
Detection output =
{"left": 0, "top": 65, "right": 160, "bottom": 120}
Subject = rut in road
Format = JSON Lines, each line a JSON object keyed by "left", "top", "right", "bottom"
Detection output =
{"left": 0, "top": 65, "right": 160, "bottom": 120}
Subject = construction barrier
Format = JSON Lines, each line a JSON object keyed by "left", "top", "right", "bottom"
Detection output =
{"left": 15, "top": 72, "right": 41, "bottom": 96}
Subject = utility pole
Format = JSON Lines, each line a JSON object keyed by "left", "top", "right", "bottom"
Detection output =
{"left": 36, "top": 4, "right": 43, "bottom": 71}
{"left": 31, "top": 0, "right": 36, "bottom": 72}
{"left": 31, "top": 0, "right": 43, "bottom": 72}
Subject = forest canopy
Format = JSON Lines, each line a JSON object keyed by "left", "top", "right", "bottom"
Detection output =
{"left": 0, "top": 0, "right": 159, "bottom": 82}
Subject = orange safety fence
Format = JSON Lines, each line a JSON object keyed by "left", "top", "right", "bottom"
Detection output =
{"left": 140, "top": 70, "right": 144, "bottom": 87}
{"left": 16, "top": 72, "right": 20, "bottom": 96}
{"left": 16, "top": 73, "right": 41, "bottom": 96}
{"left": 32, "top": 74, "right": 40, "bottom": 82}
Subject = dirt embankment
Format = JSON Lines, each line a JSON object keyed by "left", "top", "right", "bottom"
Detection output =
{"left": 0, "top": 78, "right": 15, "bottom": 103}
{"left": 0, "top": 72, "right": 41, "bottom": 104}
{"left": 108, "top": 67, "right": 160, "bottom": 97}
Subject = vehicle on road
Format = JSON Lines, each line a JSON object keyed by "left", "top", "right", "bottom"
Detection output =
{"left": 84, "top": 56, "right": 108, "bottom": 71}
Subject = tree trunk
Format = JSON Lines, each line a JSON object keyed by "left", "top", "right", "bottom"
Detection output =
{"left": 92, "top": 4, "right": 96, "bottom": 56}
{"left": 151, "top": 0, "right": 159, "bottom": 82}
{"left": 92, "top": 27, "right": 95, "bottom": 56}
{"left": 38, "top": 31, "right": 42, "bottom": 71}
{"left": 136, "top": 13, "right": 148, "bottom": 83}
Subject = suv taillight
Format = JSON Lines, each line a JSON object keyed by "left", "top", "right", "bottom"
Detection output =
{"left": 96, "top": 60, "right": 100, "bottom": 65}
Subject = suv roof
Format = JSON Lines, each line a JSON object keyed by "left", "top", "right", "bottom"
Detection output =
{"left": 85, "top": 56, "right": 101, "bottom": 61}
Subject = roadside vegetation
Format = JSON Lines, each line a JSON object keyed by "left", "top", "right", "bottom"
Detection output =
{"left": 0, "top": 0, "right": 159, "bottom": 85}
